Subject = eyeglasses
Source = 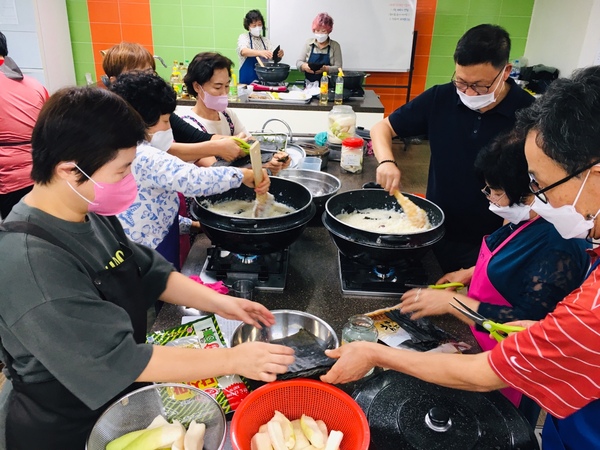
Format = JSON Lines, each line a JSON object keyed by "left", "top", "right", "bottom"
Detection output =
{"left": 452, "top": 67, "right": 505, "bottom": 95}
{"left": 481, "top": 184, "right": 506, "bottom": 207}
{"left": 528, "top": 159, "right": 600, "bottom": 203}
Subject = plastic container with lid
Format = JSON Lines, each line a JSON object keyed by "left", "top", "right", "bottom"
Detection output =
{"left": 340, "top": 136, "right": 364, "bottom": 173}
{"left": 342, "top": 314, "right": 378, "bottom": 376}
{"left": 327, "top": 105, "right": 356, "bottom": 145}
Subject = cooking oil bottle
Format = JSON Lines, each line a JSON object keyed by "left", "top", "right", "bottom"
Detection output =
{"left": 319, "top": 71, "right": 329, "bottom": 105}
{"left": 334, "top": 68, "right": 344, "bottom": 105}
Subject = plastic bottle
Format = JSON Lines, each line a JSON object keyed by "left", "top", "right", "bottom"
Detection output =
{"left": 229, "top": 72, "right": 238, "bottom": 102}
{"left": 319, "top": 71, "right": 329, "bottom": 105}
{"left": 334, "top": 68, "right": 344, "bottom": 105}
{"left": 170, "top": 63, "right": 182, "bottom": 98}
{"left": 510, "top": 59, "right": 521, "bottom": 79}
{"left": 178, "top": 61, "right": 189, "bottom": 98}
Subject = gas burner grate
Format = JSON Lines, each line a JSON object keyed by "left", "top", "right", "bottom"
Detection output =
{"left": 201, "top": 246, "right": 289, "bottom": 292}
{"left": 338, "top": 252, "right": 428, "bottom": 297}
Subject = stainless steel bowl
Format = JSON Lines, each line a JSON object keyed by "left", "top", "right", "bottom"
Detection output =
{"left": 229, "top": 309, "right": 339, "bottom": 349}
{"left": 277, "top": 169, "right": 341, "bottom": 200}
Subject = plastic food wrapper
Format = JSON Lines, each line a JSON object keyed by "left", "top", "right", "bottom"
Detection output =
{"left": 146, "top": 315, "right": 250, "bottom": 414}
{"left": 188, "top": 275, "right": 229, "bottom": 295}
{"left": 270, "top": 328, "right": 336, "bottom": 380}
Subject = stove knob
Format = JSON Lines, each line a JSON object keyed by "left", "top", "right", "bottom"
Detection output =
{"left": 425, "top": 407, "right": 452, "bottom": 432}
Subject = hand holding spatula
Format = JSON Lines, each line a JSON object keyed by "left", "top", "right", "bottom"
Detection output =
{"left": 248, "top": 141, "right": 276, "bottom": 218}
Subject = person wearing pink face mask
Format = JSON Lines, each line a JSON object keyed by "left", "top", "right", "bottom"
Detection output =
{"left": 0, "top": 87, "right": 294, "bottom": 450}
{"left": 180, "top": 52, "right": 290, "bottom": 175}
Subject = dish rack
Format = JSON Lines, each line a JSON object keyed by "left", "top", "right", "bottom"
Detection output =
{"left": 250, "top": 119, "right": 294, "bottom": 152}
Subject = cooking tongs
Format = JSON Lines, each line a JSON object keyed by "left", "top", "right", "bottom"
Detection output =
{"left": 450, "top": 297, "right": 525, "bottom": 342}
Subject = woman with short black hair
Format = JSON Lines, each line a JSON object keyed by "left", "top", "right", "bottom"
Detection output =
{"left": 236, "top": 9, "right": 284, "bottom": 84}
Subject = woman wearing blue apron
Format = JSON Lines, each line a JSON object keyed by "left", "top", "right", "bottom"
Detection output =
{"left": 237, "top": 9, "right": 283, "bottom": 85}
{"left": 297, "top": 13, "right": 343, "bottom": 84}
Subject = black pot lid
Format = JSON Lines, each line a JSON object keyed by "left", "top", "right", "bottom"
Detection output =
{"left": 352, "top": 371, "right": 539, "bottom": 450}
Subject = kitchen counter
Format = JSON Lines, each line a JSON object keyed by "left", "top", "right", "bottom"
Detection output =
{"left": 152, "top": 150, "right": 479, "bottom": 350}
{"left": 175, "top": 90, "right": 385, "bottom": 135}
{"left": 151, "top": 148, "right": 481, "bottom": 449}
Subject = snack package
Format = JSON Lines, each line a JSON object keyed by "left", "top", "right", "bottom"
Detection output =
{"left": 147, "top": 315, "right": 250, "bottom": 414}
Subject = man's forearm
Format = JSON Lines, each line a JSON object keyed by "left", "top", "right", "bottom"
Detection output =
{"left": 371, "top": 119, "right": 396, "bottom": 162}
{"left": 373, "top": 345, "right": 507, "bottom": 391}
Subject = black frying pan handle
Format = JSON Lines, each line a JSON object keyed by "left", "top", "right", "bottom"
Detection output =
{"left": 230, "top": 218, "right": 258, "bottom": 227}
{"left": 362, "top": 182, "right": 383, "bottom": 189}
{"left": 379, "top": 235, "right": 412, "bottom": 245}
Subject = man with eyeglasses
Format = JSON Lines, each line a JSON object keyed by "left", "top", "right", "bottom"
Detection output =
{"left": 371, "top": 24, "right": 534, "bottom": 273}
{"left": 322, "top": 66, "right": 600, "bottom": 449}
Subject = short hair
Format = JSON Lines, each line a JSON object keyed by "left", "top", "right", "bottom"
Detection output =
{"left": 184, "top": 52, "right": 233, "bottom": 99}
{"left": 516, "top": 65, "right": 600, "bottom": 174}
{"left": 454, "top": 24, "right": 511, "bottom": 69}
{"left": 30, "top": 87, "right": 145, "bottom": 185}
{"left": 312, "top": 13, "right": 334, "bottom": 33}
{"left": 109, "top": 70, "right": 177, "bottom": 128}
{"left": 243, "top": 9, "right": 266, "bottom": 33}
{"left": 0, "top": 31, "right": 7, "bottom": 57}
{"left": 474, "top": 129, "right": 529, "bottom": 205}
{"left": 102, "top": 42, "right": 155, "bottom": 78}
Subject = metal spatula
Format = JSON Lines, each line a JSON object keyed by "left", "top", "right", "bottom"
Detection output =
{"left": 392, "top": 190, "right": 429, "bottom": 228}
{"left": 248, "top": 141, "right": 275, "bottom": 218}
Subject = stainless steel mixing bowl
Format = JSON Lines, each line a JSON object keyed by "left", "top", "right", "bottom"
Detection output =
{"left": 229, "top": 309, "right": 339, "bottom": 350}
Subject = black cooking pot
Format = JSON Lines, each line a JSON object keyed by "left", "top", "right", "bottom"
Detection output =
{"left": 191, "top": 177, "right": 315, "bottom": 254}
{"left": 323, "top": 189, "right": 445, "bottom": 266}
{"left": 353, "top": 370, "right": 539, "bottom": 450}
{"left": 254, "top": 62, "right": 290, "bottom": 83}
{"left": 328, "top": 71, "right": 367, "bottom": 90}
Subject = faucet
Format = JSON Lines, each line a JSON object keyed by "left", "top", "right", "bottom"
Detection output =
{"left": 261, "top": 118, "right": 293, "bottom": 142}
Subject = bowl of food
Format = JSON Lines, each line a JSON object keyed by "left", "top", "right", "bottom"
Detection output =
{"left": 86, "top": 383, "right": 227, "bottom": 450}
{"left": 230, "top": 310, "right": 339, "bottom": 380}
{"left": 230, "top": 379, "right": 370, "bottom": 450}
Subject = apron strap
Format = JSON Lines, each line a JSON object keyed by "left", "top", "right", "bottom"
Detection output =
{"left": 180, "top": 115, "right": 209, "bottom": 134}
{"left": 222, "top": 111, "right": 236, "bottom": 136}
{"left": 0, "top": 221, "right": 98, "bottom": 277}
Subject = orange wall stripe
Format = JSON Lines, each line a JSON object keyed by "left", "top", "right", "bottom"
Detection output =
{"left": 87, "top": 0, "right": 154, "bottom": 84}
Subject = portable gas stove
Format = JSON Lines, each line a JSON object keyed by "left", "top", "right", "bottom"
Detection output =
{"left": 250, "top": 81, "right": 288, "bottom": 92}
{"left": 200, "top": 246, "right": 289, "bottom": 292}
{"left": 338, "top": 252, "right": 428, "bottom": 297}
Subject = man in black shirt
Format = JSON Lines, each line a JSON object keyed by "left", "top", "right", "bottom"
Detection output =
{"left": 372, "top": 24, "right": 534, "bottom": 272}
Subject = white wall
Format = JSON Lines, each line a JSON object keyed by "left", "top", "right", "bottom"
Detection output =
{"left": 525, "top": 0, "right": 600, "bottom": 78}
{"left": 1, "top": 0, "right": 75, "bottom": 92}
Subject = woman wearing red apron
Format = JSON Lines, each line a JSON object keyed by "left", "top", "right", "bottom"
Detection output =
{"left": 399, "top": 130, "right": 591, "bottom": 424}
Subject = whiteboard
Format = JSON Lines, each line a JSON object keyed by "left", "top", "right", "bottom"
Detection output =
{"left": 267, "top": 0, "right": 416, "bottom": 72}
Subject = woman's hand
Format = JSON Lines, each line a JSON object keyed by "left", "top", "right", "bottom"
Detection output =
{"left": 263, "top": 151, "right": 291, "bottom": 175}
{"left": 320, "top": 342, "right": 377, "bottom": 384}
{"left": 241, "top": 168, "right": 271, "bottom": 194}
{"left": 276, "top": 48, "right": 284, "bottom": 58}
{"left": 301, "top": 62, "right": 314, "bottom": 74}
{"left": 230, "top": 342, "right": 295, "bottom": 382}
{"left": 214, "top": 295, "right": 276, "bottom": 327}
{"left": 214, "top": 137, "right": 245, "bottom": 161}
{"left": 260, "top": 50, "right": 273, "bottom": 60}
{"left": 398, "top": 288, "right": 456, "bottom": 320}
{"left": 436, "top": 267, "right": 474, "bottom": 286}
{"left": 504, "top": 320, "right": 537, "bottom": 329}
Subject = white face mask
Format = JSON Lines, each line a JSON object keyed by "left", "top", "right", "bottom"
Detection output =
{"left": 531, "top": 170, "right": 600, "bottom": 239}
{"left": 315, "top": 33, "right": 329, "bottom": 43}
{"left": 149, "top": 128, "right": 173, "bottom": 152}
{"left": 489, "top": 202, "right": 532, "bottom": 224}
{"left": 250, "top": 26, "right": 262, "bottom": 37}
{"left": 457, "top": 66, "right": 506, "bottom": 111}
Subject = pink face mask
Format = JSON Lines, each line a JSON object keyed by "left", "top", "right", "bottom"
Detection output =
{"left": 200, "top": 85, "right": 228, "bottom": 112}
{"left": 66, "top": 163, "right": 138, "bottom": 216}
